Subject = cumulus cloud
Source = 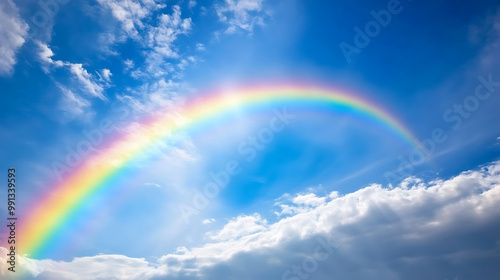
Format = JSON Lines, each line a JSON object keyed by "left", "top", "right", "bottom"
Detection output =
{"left": 143, "top": 5, "right": 192, "bottom": 75}
{"left": 0, "top": 252, "right": 163, "bottom": 279}
{"left": 215, "top": 0, "right": 268, "bottom": 34}
{"left": 0, "top": 0, "right": 29, "bottom": 76}
{"left": 4, "top": 161, "right": 500, "bottom": 279}
{"left": 95, "top": 1, "right": 194, "bottom": 78}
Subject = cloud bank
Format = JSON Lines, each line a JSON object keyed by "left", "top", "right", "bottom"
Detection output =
{"left": 2, "top": 161, "right": 500, "bottom": 279}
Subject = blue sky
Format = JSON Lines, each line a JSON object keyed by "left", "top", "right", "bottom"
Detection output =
{"left": 1, "top": 0, "right": 500, "bottom": 279}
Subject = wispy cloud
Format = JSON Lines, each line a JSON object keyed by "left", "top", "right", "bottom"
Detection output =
{"left": 68, "top": 63, "right": 106, "bottom": 100}
{"left": 56, "top": 83, "right": 92, "bottom": 120}
{"left": 0, "top": 0, "right": 29, "bottom": 76}
{"left": 177, "top": 56, "right": 196, "bottom": 70}
{"left": 36, "top": 42, "right": 107, "bottom": 100}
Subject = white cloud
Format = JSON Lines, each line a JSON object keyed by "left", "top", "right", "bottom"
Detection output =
{"left": 56, "top": 84, "right": 91, "bottom": 119}
{"left": 215, "top": 0, "right": 267, "bottom": 34}
{"left": 144, "top": 182, "right": 161, "bottom": 188}
{"left": 100, "top": 68, "right": 112, "bottom": 81}
{"left": 123, "top": 59, "right": 134, "bottom": 71}
{"left": 0, "top": 0, "right": 29, "bottom": 76}
{"left": 207, "top": 214, "right": 267, "bottom": 241}
{"left": 146, "top": 5, "right": 192, "bottom": 56}
{"left": 196, "top": 43, "right": 206, "bottom": 51}
{"left": 36, "top": 42, "right": 107, "bottom": 100}
{"left": 96, "top": 0, "right": 166, "bottom": 38}
{"left": 4, "top": 161, "right": 500, "bottom": 279}
{"left": 124, "top": 5, "right": 192, "bottom": 77}
{"left": 95, "top": 2, "right": 193, "bottom": 79}
{"left": 177, "top": 59, "right": 189, "bottom": 70}
{"left": 69, "top": 63, "right": 106, "bottom": 100}
{"left": 2, "top": 252, "right": 163, "bottom": 279}
{"left": 149, "top": 161, "right": 500, "bottom": 278}
{"left": 202, "top": 218, "right": 216, "bottom": 224}
{"left": 146, "top": 5, "right": 192, "bottom": 69}
{"left": 188, "top": 0, "right": 197, "bottom": 8}
{"left": 292, "top": 193, "right": 327, "bottom": 206}
{"left": 177, "top": 56, "right": 196, "bottom": 70}
{"left": 36, "top": 42, "right": 64, "bottom": 70}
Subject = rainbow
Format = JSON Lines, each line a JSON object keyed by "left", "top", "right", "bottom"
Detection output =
{"left": 17, "top": 84, "right": 422, "bottom": 259}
